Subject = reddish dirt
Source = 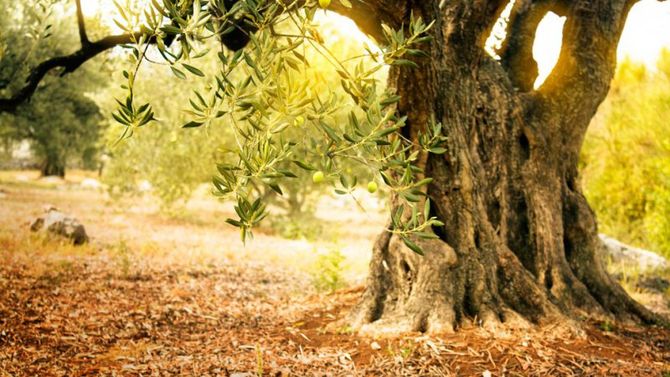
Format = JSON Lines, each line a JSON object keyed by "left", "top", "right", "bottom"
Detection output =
{"left": 283, "top": 288, "right": 670, "bottom": 376}
{"left": 1, "top": 178, "right": 668, "bottom": 376}
{"left": 1, "top": 254, "right": 668, "bottom": 377}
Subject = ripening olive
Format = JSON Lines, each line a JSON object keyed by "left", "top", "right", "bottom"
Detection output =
{"left": 367, "top": 181, "right": 378, "bottom": 193}
{"left": 312, "top": 171, "right": 325, "bottom": 184}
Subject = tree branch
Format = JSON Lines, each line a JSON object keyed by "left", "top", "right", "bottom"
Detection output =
{"left": 429, "top": 0, "right": 509, "bottom": 56}
{"left": 535, "top": 0, "right": 633, "bottom": 139}
{"left": 0, "top": 33, "right": 141, "bottom": 114}
{"left": 74, "top": 0, "right": 90, "bottom": 46}
{"left": 1, "top": 0, "right": 398, "bottom": 114}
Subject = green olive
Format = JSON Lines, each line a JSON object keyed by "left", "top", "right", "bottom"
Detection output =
{"left": 319, "top": 0, "right": 331, "bottom": 8}
{"left": 367, "top": 181, "right": 378, "bottom": 193}
{"left": 312, "top": 171, "right": 325, "bottom": 184}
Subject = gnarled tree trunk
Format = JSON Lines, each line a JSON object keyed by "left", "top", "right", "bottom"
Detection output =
{"left": 346, "top": 0, "right": 664, "bottom": 334}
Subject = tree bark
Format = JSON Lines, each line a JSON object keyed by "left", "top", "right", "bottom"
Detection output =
{"left": 41, "top": 152, "right": 66, "bottom": 178}
{"left": 347, "top": 0, "right": 665, "bottom": 334}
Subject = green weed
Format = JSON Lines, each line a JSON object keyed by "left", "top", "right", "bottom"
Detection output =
{"left": 311, "top": 248, "right": 347, "bottom": 293}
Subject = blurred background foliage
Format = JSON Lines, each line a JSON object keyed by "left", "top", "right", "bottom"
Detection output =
{"left": 99, "top": 13, "right": 386, "bottom": 225}
{"left": 581, "top": 49, "right": 670, "bottom": 259}
{"left": 0, "top": 0, "right": 110, "bottom": 176}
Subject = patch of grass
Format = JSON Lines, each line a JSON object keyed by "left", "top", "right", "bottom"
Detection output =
{"left": 138, "top": 240, "right": 161, "bottom": 257}
{"left": 606, "top": 258, "right": 670, "bottom": 315}
{"left": 162, "top": 209, "right": 212, "bottom": 227}
{"left": 385, "top": 340, "right": 417, "bottom": 361}
{"left": 311, "top": 248, "right": 347, "bottom": 293}
{"left": 618, "top": 264, "right": 641, "bottom": 294}
{"left": 336, "top": 325, "right": 355, "bottom": 335}
{"left": 113, "top": 239, "right": 132, "bottom": 277}
{"left": 0, "top": 229, "right": 96, "bottom": 259}
{"left": 34, "top": 259, "right": 76, "bottom": 287}
{"left": 658, "top": 268, "right": 670, "bottom": 307}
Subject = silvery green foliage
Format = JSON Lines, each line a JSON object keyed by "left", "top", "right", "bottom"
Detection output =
{"left": 112, "top": 0, "right": 446, "bottom": 252}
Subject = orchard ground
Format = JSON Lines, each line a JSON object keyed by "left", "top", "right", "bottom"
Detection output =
{"left": 0, "top": 170, "right": 669, "bottom": 376}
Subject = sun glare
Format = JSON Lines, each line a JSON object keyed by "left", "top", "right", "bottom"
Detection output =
{"left": 618, "top": 0, "right": 670, "bottom": 67}
{"left": 315, "top": 11, "right": 373, "bottom": 45}
{"left": 81, "top": 1, "right": 124, "bottom": 33}
{"left": 532, "top": 12, "right": 566, "bottom": 88}
{"left": 80, "top": 2, "right": 378, "bottom": 58}
{"left": 81, "top": 1, "right": 114, "bottom": 19}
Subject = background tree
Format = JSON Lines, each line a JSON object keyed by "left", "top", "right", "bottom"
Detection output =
{"left": 99, "top": 57, "right": 230, "bottom": 208}
{"left": 0, "top": 0, "right": 107, "bottom": 177}
{"left": 0, "top": 0, "right": 667, "bottom": 334}
{"left": 0, "top": 83, "right": 103, "bottom": 177}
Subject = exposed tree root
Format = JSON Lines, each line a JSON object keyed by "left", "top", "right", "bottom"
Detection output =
{"left": 343, "top": 175, "right": 666, "bottom": 337}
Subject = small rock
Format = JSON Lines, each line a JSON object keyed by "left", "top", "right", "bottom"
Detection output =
{"left": 30, "top": 206, "right": 88, "bottom": 245}
{"left": 371, "top": 341, "right": 382, "bottom": 350}
{"left": 277, "top": 368, "right": 292, "bottom": 377}
{"left": 600, "top": 234, "right": 668, "bottom": 271}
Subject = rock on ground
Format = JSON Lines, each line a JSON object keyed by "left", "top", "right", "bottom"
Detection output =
{"left": 30, "top": 206, "right": 88, "bottom": 245}
{"left": 600, "top": 234, "right": 668, "bottom": 271}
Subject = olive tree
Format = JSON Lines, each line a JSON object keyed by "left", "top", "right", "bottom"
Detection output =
{"left": 0, "top": 0, "right": 666, "bottom": 333}
{"left": 0, "top": 0, "right": 106, "bottom": 177}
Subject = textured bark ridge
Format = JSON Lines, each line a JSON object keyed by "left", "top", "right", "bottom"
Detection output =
{"left": 347, "top": 0, "right": 666, "bottom": 334}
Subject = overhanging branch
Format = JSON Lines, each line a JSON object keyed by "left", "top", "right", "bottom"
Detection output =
{"left": 0, "top": 0, "right": 397, "bottom": 114}
{"left": 0, "top": 33, "right": 142, "bottom": 114}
